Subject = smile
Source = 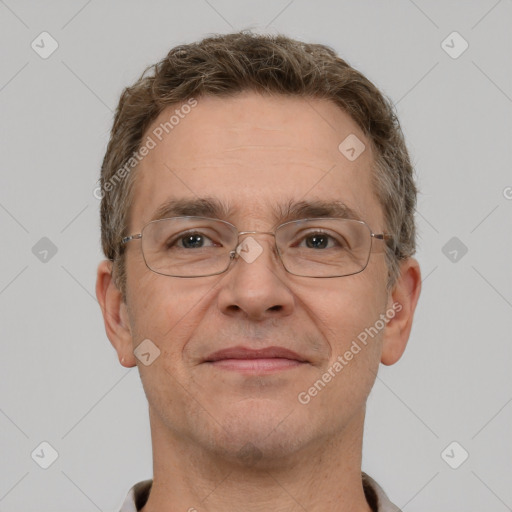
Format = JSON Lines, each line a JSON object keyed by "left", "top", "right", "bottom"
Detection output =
{"left": 204, "top": 346, "right": 309, "bottom": 374}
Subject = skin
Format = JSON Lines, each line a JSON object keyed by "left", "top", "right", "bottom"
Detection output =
{"left": 96, "top": 92, "right": 421, "bottom": 512}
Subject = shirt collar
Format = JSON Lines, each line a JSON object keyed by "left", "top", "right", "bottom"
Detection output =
{"left": 118, "top": 473, "right": 402, "bottom": 512}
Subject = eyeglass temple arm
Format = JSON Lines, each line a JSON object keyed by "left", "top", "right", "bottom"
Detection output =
{"left": 372, "top": 232, "right": 402, "bottom": 259}
{"left": 372, "top": 233, "right": 394, "bottom": 241}
{"left": 121, "top": 234, "right": 142, "bottom": 244}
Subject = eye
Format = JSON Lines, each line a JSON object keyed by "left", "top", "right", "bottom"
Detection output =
{"left": 298, "top": 231, "right": 345, "bottom": 250}
{"left": 169, "top": 231, "right": 219, "bottom": 249}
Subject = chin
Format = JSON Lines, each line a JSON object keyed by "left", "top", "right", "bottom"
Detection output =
{"left": 200, "top": 398, "right": 318, "bottom": 467}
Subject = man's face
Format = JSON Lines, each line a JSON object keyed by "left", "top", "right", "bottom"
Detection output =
{"left": 121, "top": 92, "right": 393, "bottom": 462}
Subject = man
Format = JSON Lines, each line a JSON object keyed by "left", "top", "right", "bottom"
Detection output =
{"left": 96, "top": 31, "right": 421, "bottom": 512}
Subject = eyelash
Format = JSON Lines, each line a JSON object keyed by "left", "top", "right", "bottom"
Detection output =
{"left": 168, "top": 230, "right": 344, "bottom": 249}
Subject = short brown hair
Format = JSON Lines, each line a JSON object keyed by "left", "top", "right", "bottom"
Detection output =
{"left": 99, "top": 31, "right": 417, "bottom": 298}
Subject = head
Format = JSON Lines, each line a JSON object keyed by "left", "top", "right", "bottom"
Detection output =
{"left": 96, "top": 32, "right": 421, "bottom": 465}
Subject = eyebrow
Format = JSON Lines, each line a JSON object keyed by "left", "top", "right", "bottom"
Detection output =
{"left": 148, "top": 197, "right": 363, "bottom": 226}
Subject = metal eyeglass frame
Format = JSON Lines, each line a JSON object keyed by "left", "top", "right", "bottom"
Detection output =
{"left": 120, "top": 216, "right": 395, "bottom": 278}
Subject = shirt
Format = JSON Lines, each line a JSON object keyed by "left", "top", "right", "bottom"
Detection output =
{"left": 118, "top": 472, "right": 402, "bottom": 512}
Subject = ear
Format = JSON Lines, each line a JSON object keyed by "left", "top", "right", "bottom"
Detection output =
{"left": 380, "top": 257, "right": 422, "bottom": 366}
{"left": 96, "top": 260, "right": 136, "bottom": 367}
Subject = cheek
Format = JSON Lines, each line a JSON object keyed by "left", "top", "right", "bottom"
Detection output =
{"left": 300, "top": 282, "right": 385, "bottom": 415}
{"left": 126, "top": 278, "right": 207, "bottom": 403}
{"left": 125, "top": 265, "right": 216, "bottom": 359}
{"left": 300, "top": 272, "right": 387, "bottom": 364}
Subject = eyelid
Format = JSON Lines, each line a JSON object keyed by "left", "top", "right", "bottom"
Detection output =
{"left": 167, "top": 227, "right": 226, "bottom": 248}
{"left": 291, "top": 228, "right": 345, "bottom": 246}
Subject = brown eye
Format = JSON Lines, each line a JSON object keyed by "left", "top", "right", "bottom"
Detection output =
{"left": 305, "top": 234, "right": 329, "bottom": 249}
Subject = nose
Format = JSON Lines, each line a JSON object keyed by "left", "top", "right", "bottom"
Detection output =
{"left": 216, "top": 234, "right": 295, "bottom": 321}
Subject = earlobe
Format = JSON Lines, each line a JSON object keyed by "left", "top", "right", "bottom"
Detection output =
{"left": 95, "top": 260, "right": 137, "bottom": 367}
{"left": 380, "top": 257, "right": 422, "bottom": 366}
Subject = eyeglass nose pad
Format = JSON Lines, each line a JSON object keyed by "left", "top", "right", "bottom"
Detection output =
{"left": 225, "top": 247, "right": 245, "bottom": 274}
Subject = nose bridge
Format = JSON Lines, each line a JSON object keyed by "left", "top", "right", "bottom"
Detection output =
{"left": 235, "top": 231, "right": 277, "bottom": 258}
{"left": 231, "top": 229, "right": 282, "bottom": 270}
{"left": 219, "top": 228, "right": 294, "bottom": 320}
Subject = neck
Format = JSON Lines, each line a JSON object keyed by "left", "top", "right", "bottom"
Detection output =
{"left": 141, "top": 406, "right": 372, "bottom": 512}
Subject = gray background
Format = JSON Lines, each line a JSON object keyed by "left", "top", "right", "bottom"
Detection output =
{"left": 1, "top": 0, "right": 511, "bottom": 510}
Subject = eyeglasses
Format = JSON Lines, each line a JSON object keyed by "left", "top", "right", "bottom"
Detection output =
{"left": 121, "top": 216, "right": 394, "bottom": 278}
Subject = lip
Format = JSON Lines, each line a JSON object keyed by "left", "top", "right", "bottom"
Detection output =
{"left": 204, "top": 346, "right": 307, "bottom": 363}
{"left": 203, "top": 346, "right": 309, "bottom": 374}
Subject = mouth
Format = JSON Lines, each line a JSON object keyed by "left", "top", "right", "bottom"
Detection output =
{"left": 203, "top": 346, "right": 309, "bottom": 374}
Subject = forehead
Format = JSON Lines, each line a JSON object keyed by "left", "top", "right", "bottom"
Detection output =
{"left": 129, "top": 92, "right": 383, "bottom": 232}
